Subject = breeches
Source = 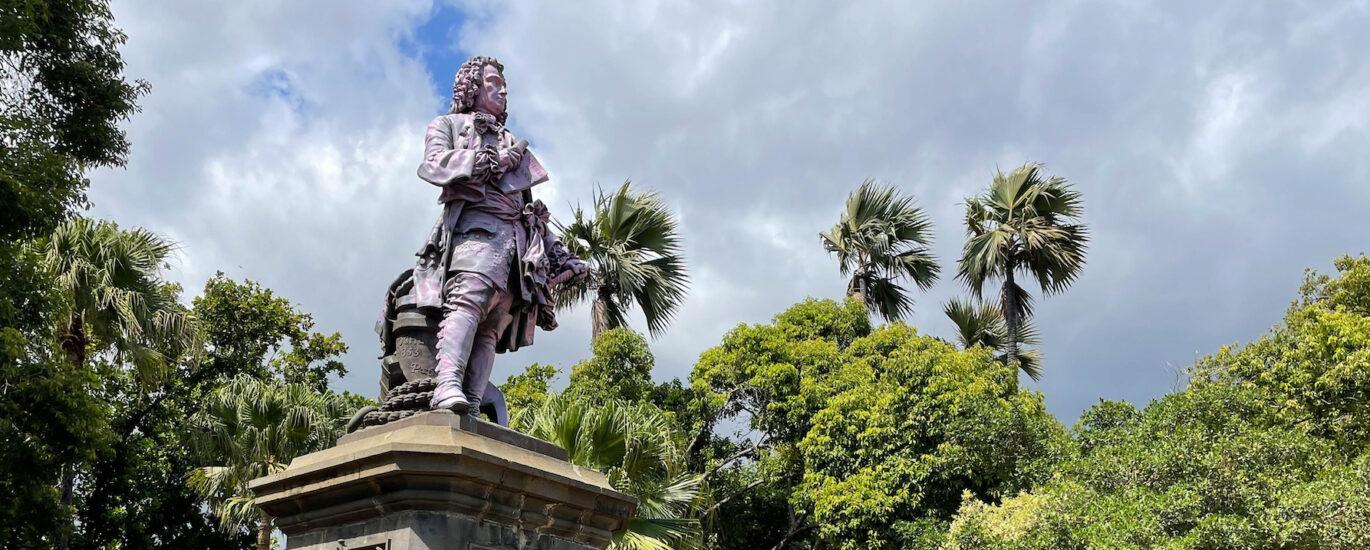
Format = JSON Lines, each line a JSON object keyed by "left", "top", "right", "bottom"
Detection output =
{"left": 433, "top": 271, "right": 513, "bottom": 406}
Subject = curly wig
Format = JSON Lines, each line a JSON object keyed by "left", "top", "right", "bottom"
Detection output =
{"left": 449, "top": 55, "right": 507, "bottom": 124}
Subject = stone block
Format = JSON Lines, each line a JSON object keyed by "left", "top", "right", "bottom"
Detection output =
{"left": 250, "top": 411, "right": 635, "bottom": 550}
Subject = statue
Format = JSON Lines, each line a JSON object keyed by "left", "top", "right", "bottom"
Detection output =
{"left": 413, "top": 54, "right": 587, "bottom": 413}
{"left": 351, "top": 56, "right": 585, "bottom": 431}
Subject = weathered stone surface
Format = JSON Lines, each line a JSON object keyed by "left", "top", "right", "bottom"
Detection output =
{"left": 338, "top": 409, "right": 566, "bottom": 461}
{"left": 280, "top": 510, "right": 591, "bottom": 550}
{"left": 249, "top": 411, "right": 635, "bottom": 549}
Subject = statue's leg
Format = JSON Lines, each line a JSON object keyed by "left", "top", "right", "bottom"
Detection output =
{"left": 462, "top": 289, "right": 514, "bottom": 408}
{"left": 431, "top": 272, "right": 496, "bottom": 412}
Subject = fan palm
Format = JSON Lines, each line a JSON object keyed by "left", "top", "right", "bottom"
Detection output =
{"left": 820, "top": 179, "right": 940, "bottom": 321}
{"left": 39, "top": 217, "right": 197, "bottom": 380}
{"left": 556, "top": 181, "right": 689, "bottom": 340}
{"left": 515, "top": 393, "right": 703, "bottom": 550}
{"left": 943, "top": 298, "right": 1043, "bottom": 380}
{"left": 957, "top": 163, "right": 1087, "bottom": 372}
{"left": 187, "top": 375, "right": 350, "bottom": 550}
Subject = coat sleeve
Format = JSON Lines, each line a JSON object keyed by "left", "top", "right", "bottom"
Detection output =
{"left": 416, "top": 115, "right": 490, "bottom": 201}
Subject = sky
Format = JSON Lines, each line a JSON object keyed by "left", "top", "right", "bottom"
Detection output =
{"left": 93, "top": 0, "right": 1370, "bottom": 423}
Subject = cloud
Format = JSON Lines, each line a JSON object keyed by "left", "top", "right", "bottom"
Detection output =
{"left": 94, "top": 0, "right": 1370, "bottom": 421}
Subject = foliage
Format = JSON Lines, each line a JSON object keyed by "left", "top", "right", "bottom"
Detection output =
{"left": 32, "top": 217, "right": 213, "bottom": 549}
{"left": 0, "top": 0, "right": 148, "bottom": 243}
{"left": 556, "top": 181, "right": 690, "bottom": 338}
{"left": 22, "top": 235, "right": 353, "bottom": 548}
{"left": 0, "top": 246, "right": 109, "bottom": 547}
{"left": 693, "top": 298, "right": 868, "bottom": 445}
{"left": 515, "top": 393, "right": 703, "bottom": 550}
{"left": 945, "top": 255, "right": 1370, "bottom": 549}
{"left": 957, "top": 163, "right": 1087, "bottom": 373}
{"left": 500, "top": 362, "right": 561, "bottom": 419}
{"left": 820, "top": 179, "right": 940, "bottom": 321}
{"left": 193, "top": 272, "right": 348, "bottom": 392}
{"left": 690, "top": 298, "right": 869, "bottom": 548}
{"left": 944, "top": 298, "right": 1043, "bottom": 380}
{"left": 798, "top": 324, "right": 1068, "bottom": 549}
{"left": 569, "top": 328, "right": 656, "bottom": 403}
{"left": 38, "top": 217, "right": 197, "bottom": 378}
{"left": 188, "top": 375, "right": 351, "bottom": 548}
{"left": 0, "top": 4, "right": 156, "bottom": 545}
{"left": 1193, "top": 254, "right": 1370, "bottom": 452}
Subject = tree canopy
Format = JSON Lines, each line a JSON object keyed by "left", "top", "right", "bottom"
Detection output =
{"left": 945, "top": 255, "right": 1370, "bottom": 549}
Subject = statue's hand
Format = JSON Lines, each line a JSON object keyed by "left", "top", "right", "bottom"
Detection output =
{"left": 548, "top": 258, "right": 588, "bottom": 287}
{"left": 498, "top": 145, "right": 524, "bottom": 172}
{"left": 565, "top": 258, "right": 589, "bottom": 280}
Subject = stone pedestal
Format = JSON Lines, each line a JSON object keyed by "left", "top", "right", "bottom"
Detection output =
{"left": 248, "top": 411, "right": 636, "bottom": 550}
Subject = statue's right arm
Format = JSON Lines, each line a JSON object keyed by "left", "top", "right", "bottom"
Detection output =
{"left": 416, "top": 116, "right": 492, "bottom": 192}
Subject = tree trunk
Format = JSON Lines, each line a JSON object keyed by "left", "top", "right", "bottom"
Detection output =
{"left": 591, "top": 287, "right": 614, "bottom": 341}
{"left": 56, "top": 318, "right": 86, "bottom": 550}
{"left": 56, "top": 463, "right": 75, "bottom": 550}
{"left": 848, "top": 274, "right": 868, "bottom": 312}
{"left": 1002, "top": 269, "right": 1020, "bottom": 363}
{"left": 59, "top": 317, "right": 87, "bottom": 372}
{"left": 257, "top": 511, "right": 273, "bottom": 550}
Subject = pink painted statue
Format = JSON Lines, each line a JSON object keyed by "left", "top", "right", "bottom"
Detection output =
{"left": 411, "top": 56, "right": 587, "bottom": 414}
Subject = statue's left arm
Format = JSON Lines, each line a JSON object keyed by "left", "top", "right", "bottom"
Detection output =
{"left": 416, "top": 115, "right": 497, "bottom": 201}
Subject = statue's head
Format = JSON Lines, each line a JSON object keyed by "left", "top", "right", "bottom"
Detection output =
{"left": 450, "top": 55, "right": 507, "bottom": 123}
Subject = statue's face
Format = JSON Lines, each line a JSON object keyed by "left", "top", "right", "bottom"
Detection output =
{"left": 472, "top": 64, "right": 506, "bottom": 117}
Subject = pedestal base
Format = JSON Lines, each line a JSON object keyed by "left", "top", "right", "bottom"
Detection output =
{"left": 249, "top": 411, "right": 636, "bottom": 550}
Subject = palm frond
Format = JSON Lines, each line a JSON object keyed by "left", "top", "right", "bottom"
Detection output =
{"left": 943, "top": 298, "right": 1006, "bottom": 350}
{"left": 516, "top": 394, "right": 704, "bottom": 549}
{"left": 36, "top": 217, "right": 199, "bottom": 382}
{"left": 557, "top": 181, "right": 690, "bottom": 338}
{"left": 823, "top": 180, "right": 939, "bottom": 320}
{"left": 187, "top": 375, "right": 350, "bottom": 532}
{"left": 956, "top": 163, "right": 1086, "bottom": 379}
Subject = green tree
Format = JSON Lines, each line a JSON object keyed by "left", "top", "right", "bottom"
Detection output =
{"left": 78, "top": 272, "right": 356, "bottom": 548}
{"left": 500, "top": 362, "right": 560, "bottom": 419}
{"left": 0, "top": 0, "right": 148, "bottom": 244}
{"left": 943, "top": 298, "right": 1043, "bottom": 380}
{"left": 569, "top": 327, "right": 655, "bottom": 403}
{"left": 798, "top": 324, "right": 1067, "bottom": 549}
{"left": 0, "top": 246, "right": 108, "bottom": 547}
{"left": 193, "top": 272, "right": 348, "bottom": 392}
{"left": 957, "top": 163, "right": 1087, "bottom": 374}
{"left": 1195, "top": 254, "right": 1370, "bottom": 451}
{"left": 945, "top": 255, "right": 1370, "bottom": 549}
{"left": 516, "top": 393, "right": 703, "bottom": 550}
{"left": 690, "top": 298, "right": 871, "bottom": 548}
{"left": 820, "top": 180, "right": 940, "bottom": 321}
{"left": 36, "top": 217, "right": 198, "bottom": 548}
{"left": 556, "top": 181, "right": 690, "bottom": 339}
{"left": 39, "top": 218, "right": 196, "bottom": 377}
{"left": 0, "top": 3, "right": 151, "bottom": 545}
{"left": 188, "top": 375, "right": 351, "bottom": 550}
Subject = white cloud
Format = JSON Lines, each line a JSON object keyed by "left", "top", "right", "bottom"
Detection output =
{"left": 92, "top": 0, "right": 1370, "bottom": 421}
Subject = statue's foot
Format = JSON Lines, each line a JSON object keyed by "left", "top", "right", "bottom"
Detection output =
{"left": 431, "top": 391, "right": 472, "bottom": 413}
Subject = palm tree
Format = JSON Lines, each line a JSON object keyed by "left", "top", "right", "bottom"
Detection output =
{"left": 515, "top": 393, "right": 703, "bottom": 550}
{"left": 40, "top": 217, "right": 197, "bottom": 380}
{"left": 820, "top": 179, "right": 940, "bottom": 321}
{"left": 556, "top": 181, "right": 690, "bottom": 340}
{"left": 957, "top": 163, "right": 1087, "bottom": 370}
{"left": 943, "top": 298, "right": 1043, "bottom": 380}
{"left": 37, "top": 217, "right": 198, "bottom": 549}
{"left": 188, "top": 375, "right": 350, "bottom": 550}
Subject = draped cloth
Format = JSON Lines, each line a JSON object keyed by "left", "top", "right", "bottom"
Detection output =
{"left": 412, "top": 195, "right": 564, "bottom": 353}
